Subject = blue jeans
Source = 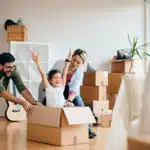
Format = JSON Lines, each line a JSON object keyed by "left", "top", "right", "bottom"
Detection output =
{"left": 64, "top": 84, "right": 92, "bottom": 134}
{"left": 63, "top": 84, "right": 85, "bottom": 107}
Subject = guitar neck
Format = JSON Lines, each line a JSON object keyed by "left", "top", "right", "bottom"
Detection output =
{"left": 12, "top": 82, "right": 16, "bottom": 96}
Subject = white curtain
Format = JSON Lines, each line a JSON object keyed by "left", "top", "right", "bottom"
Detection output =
{"left": 104, "top": 73, "right": 145, "bottom": 150}
{"left": 139, "top": 63, "right": 150, "bottom": 134}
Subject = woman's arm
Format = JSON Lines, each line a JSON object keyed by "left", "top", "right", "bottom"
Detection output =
{"left": 31, "top": 50, "right": 49, "bottom": 88}
{"left": 62, "top": 49, "right": 73, "bottom": 86}
{"left": 67, "top": 69, "right": 84, "bottom": 102}
{"left": 67, "top": 91, "right": 76, "bottom": 102}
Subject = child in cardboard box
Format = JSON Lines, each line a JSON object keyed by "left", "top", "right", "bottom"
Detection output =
{"left": 31, "top": 49, "right": 74, "bottom": 107}
{"left": 31, "top": 49, "right": 96, "bottom": 139}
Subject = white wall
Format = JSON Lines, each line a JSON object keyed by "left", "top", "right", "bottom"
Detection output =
{"left": 0, "top": 0, "right": 145, "bottom": 68}
{"left": 0, "top": 0, "right": 145, "bottom": 116}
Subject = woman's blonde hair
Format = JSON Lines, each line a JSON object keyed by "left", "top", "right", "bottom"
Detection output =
{"left": 73, "top": 49, "right": 88, "bottom": 63}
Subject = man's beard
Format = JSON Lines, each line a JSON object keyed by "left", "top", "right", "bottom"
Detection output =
{"left": 4, "top": 71, "right": 13, "bottom": 77}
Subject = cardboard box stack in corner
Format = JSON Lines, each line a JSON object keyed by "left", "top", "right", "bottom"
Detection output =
{"left": 27, "top": 106, "right": 96, "bottom": 146}
{"left": 107, "top": 59, "right": 132, "bottom": 110}
{"left": 80, "top": 72, "right": 112, "bottom": 127}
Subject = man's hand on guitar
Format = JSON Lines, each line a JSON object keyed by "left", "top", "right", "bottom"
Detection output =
{"left": 21, "top": 100, "right": 33, "bottom": 114}
{"left": 33, "top": 101, "right": 43, "bottom": 106}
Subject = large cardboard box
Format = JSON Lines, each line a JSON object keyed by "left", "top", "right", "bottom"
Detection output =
{"left": 128, "top": 135, "right": 150, "bottom": 150}
{"left": 83, "top": 72, "right": 108, "bottom": 86}
{"left": 108, "top": 73, "right": 124, "bottom": 94}
{"left": 108, "top": 94, "right": 118, "bottom": 110}
{"left": 7, "top": 25, "right": 27, "bottom": 41}
{"left": 111, "top": 59, "right": 132, "bottom": 73}
{"left": 80, "top": 86, "right": 106, "bottom": 101}
{"left": 27, "top": 106, "right": 96, "bottom": 146}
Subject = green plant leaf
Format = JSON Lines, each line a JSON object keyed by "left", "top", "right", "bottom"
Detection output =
{"left": 136, "top": 43, "right": 150, "bottom": 49}
{"left": 135, "top": 49, "right": 143, "bottom": 59}
{"left": 134, "top": 37, "right": 138, "bottom": 48}
{"left": 137, "top": 47, "right": 146, "bottom": 51}
{"left": 143, "top": 52, "right": 150, "bottom": 56}
{"left": 131, "top": 36, "right": 138, "bottom": 57}
{"left": 117, "top": 34, "right": 150, "bottom": 60}
{"left": 143, "top": 53, "right": 150, "bottom": 59}
{"left": 127, "top": 34, "right": 132, "bottom": 47}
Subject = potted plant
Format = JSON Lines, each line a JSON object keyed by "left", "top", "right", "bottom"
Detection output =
{"left": 116, "top": 34, "right": 150, "bottom": 73}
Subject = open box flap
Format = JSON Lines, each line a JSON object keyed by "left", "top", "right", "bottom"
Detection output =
{"left": 63, "top": 107, "right": 96, "bottom": 125}
{"left": 27, "top": 106, "right": 62, "bottom": 127}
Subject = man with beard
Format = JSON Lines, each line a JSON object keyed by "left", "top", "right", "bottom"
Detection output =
{"left": 0, "top": 52, "right": 39, "bottom": 114}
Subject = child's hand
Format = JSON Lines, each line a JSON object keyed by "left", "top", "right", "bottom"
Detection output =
{"left": 64, "top": 100, "right": 74, "bottom": 107}
{"left": 67, "top": 48, "right": 73, "bottom": 61}
{"left": 30, "top": 50, "right": 39, "bottom": 64}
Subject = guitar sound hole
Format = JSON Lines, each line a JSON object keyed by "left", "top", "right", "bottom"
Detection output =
{"left": 12, "top": 110, "right": 20, "bottom": 112}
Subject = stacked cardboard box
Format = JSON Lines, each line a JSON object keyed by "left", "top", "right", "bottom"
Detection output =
{"left": 107, "top": 73, "right": 124, "bottom": 110}
{"left": 108, "top": 94, "right": 118, "bottom": 110}
{"left": 81, "top": 72, "right": 108, "bottom": 101}
{"left": 80, "top": 72, "right": 112, "bottom": 127}
{"left": 7, "top": 25, "right": 27, "bottom": 41}
{"left": 111, "top": 59, "right": 132, "bottom": 73}
{"left": 107, "top": 59, "right": 132, "bottom": 110}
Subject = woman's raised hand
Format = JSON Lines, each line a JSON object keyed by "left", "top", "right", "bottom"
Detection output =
{"left": 67, "top": 48, "right": 73, "bottom": 61}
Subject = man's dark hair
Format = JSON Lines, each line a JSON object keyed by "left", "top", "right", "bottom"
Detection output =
{"left": 48, "top": 69, "right": 61, "bottom": 80}
{"left": 0, "top": 53, "right": 15, "bottom": 65}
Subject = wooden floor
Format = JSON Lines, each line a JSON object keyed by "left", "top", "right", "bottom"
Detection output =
{"left": 0, "top": 117, "right": 109, "bottom": 150}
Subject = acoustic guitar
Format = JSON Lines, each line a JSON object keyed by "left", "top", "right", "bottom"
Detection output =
{"left": 5, "top": 83, "right": 27, "bottom": 122}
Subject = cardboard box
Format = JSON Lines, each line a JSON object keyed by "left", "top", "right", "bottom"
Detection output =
{"left": 7, "top": 25, "right": 27, "bottom": 41}
{"left": 7, "top": 33, "right": 27, "bottom": 41}
{"left": 108, "top": 94, "right": 118, "bottom": 110}
{"left": 111, "top": 59, "right": 132, "bottom": 73}
{"left": 84, "top": 101, "right": 94, "bottom": 111}
{"left": 80, "top": 86, "right": 106, "bottom": 101}
{"left": 84, "top": 100, "right": 109, "bottom": 113}
{"left": 84, "top": 100, "right": 109, "bottom": 124}
{"left": 27, "top": 106, "right": 96, "bottom": 146}
{"left": 93, "top": 100, "right": 109, "bottom": 116}
{"left": 101, "top": 112, "right": 112, "bottom": 128}
{"left": 109, "top": 100, "right": 115, "bottom": 110}
{"left": 108, "top": 73, "right": 124, "bottom": 94}
{"left": 7, "top": 25, "right": 27, "bottom": 33}
{"left": 83, "top": 72, "right": 108, "bottom": 86}
{"left": 107, "top": 94, "right": 118, "bottom": 101}
{"left": 128, "top": 135, "right": 150, "bottom": 150}
{"left": 93, "top": 100, "right": 109, "bottom": 124}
